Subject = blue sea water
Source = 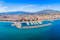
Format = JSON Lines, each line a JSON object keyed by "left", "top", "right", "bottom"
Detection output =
{"left": 0, "top": 20, "right": 60, "bottom": 40}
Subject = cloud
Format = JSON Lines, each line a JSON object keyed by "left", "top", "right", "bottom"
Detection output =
{"left": 0, "top": 2, "right": 60, "bottom": 13}
{"left": 7, "top": 4, "right": 60, "bottom": 12}
{"left": 6, "top": 4, "right": 43, "bottom": 12}
{"left": 0, "top": 1, "right": 8, "bottom": 12}
{"left": 6, "top": 5, "right": 39, "bottom": 12}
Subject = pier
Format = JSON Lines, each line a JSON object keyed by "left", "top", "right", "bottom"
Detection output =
{"left": 11, "top": 21, "right": 42, "bottom": 28}
{"left": 11, "top": 21, "right": 52, "bottom": 28}
{"left": 22, "top": 23, "right": 52, "bottom": 29}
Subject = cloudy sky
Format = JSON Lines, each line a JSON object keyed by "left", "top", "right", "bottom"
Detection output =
{"left": 0, "top": 0, "right": 60, "bottom": 12}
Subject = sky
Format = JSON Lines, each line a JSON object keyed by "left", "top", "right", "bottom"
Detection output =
{"left": 0, "top": 0, "right": 60, "bottom": 12}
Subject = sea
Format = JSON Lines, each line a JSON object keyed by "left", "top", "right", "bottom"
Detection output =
{"left": 0, "top": 20, "right": 60, "bottom": 40}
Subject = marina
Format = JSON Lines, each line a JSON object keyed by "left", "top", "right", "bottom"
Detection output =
{"left": 0, "top": 20, "right": 52, "bottom": 29}
{"left": 11, "top": 21, "right": 52, "bottom": 28}
{"left": 0, "top": 19, "right": 59, "bottom": 40}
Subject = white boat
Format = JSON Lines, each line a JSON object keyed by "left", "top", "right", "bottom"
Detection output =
{"left": 26, "top": 22, "right": 30, "bottom": 25}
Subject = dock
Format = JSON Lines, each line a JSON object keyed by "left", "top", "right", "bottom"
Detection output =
{"left": 22, "top": 23, "right": 52, "bottom": 29}
{"left": 11, "top": 21, "right": 42, "bottom": 28}
{"left": 11, "top": 21, "right": 52, "bottom": 28}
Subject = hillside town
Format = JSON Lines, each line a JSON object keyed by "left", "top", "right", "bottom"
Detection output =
{"left": 0, "top": 14, "right": 60, "bottom": 22}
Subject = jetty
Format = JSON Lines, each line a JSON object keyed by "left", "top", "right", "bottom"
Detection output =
{"left": 11, "top": 21, "right": 52, "bottom": 28}
{"left": 11, "top": 21, "right": 42, "bottom": 28}
{"left": 22, "top": 23, "right": 52, "bottom": 29}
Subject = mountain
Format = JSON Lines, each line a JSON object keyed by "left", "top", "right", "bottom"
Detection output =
{"left": 0, "top": 11, "right": 33, "bottom": 15}
{"left": 35, "top": 10, "right": 60, "bottom": 14}
{"left": 0, "top": 10, "right": 60, "bottom": 15}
